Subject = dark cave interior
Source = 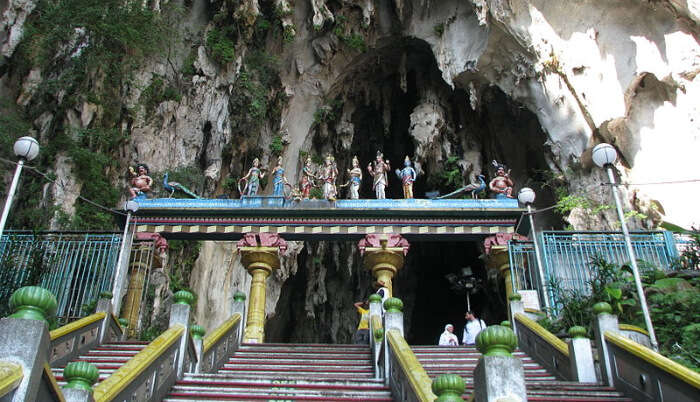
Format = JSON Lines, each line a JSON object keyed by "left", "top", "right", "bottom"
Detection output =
{"left": 266, "top": 240, "right": 508, "bottom": 345}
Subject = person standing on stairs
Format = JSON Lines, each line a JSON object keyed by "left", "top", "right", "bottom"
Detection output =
{"left": 353, "top": 300, "right": 370, "bottom": 344}
{"left": 462, "top": 310, "right": 486, "bottom": 346}
{"left": 438, "top": 324, "right": 459, "bottom": 346}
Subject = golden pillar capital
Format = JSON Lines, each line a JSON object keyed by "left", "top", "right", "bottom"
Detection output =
{"left": 359, "top": 234, "right": 410, "bottom": 297}
{"left": 237, "top": 234, "right": 286, "bottom": 343}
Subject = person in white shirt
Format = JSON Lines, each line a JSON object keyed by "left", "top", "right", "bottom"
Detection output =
{"left": 438, "top": 324, "right": 459, "bottom": 346}
{"left": 462, "top": 310, "right": 486, "bottom": 346}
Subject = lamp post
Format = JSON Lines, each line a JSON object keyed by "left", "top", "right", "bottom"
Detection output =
{"left": 0, "top": 137, "right": 40, "bottom": 240}
{"left": 592, "top": 143, "right": 658, "bottom": 351}
{"left": 111, "top": 200, "right": 140, "bottom": 315}
{"left": 517, "top": 187, "right": 551, "bottom": 315}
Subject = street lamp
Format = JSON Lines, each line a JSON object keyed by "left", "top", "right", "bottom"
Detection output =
{"left": 517, "top": 187, "right": 551, "bottom": 315}
{"left": 0, "top": 137, "right": 40, "bottom": 239}
{"left": 592, "top": 143, "right": 659, "bottom": 351}
{"left": 111, "top": 200, "right": 140, "bottom": 315}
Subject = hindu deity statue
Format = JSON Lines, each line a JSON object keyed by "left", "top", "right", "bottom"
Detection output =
{"left": 395, "top": 156, "right": 417, "bottom": 199}
{"left": 346, "top": 155, "right": 362, "bottom": 199}
{"left": 239, "top": 157, "right": 266, "bottom": 197}
{"left": 367, "top": 150, "right": 390, "bottom": 199}
{"left": 300, "top": 157, "right": 316, "bottom": 199}
{"left": 271, "top": 157, "right": 288, "bottom": 197}
{"left": 318, "top": 154, "right": 339, "bottom": 201}
{"left": 128, "top": 163, "right": 153, "bottom": 200}
{"left": 489, "top": 160, "right": 514, "bottom": 198}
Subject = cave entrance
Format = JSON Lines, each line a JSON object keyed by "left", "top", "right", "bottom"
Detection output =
{"left": 267, "top": 238, "right": 508, "bottom": 345}
{"left": 400, "top": 240, "right": 505, "bottom": 345}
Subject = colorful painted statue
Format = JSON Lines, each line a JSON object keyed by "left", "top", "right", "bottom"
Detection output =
{"left": 346, "top": 155, "right": 362, "bottom": 199}
{"left": 128, "top": 163, "right": 153, "bottom": 200}
{"left": 300, "top": 157, "right": 316, "bottom": 199}
{"left": 367, "top": 151, "right": 390, "bottom": 199}
{"left": 489, "top": 160, "right": 514, "bottom": 198}
{"left": 395, "top": 156, "right": 417, "bottom": 199}
{"left": 271, "top": 157, "right": 288, "bottom": 196}
{"left": 239, "top": 157, "right": 266, "bottom": 197}
{"left": 318, "top": 154, "right": 339, "bottom": 201}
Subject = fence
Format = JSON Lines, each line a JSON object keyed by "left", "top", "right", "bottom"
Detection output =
{"left": 0, "top": 232, "right": 122, "bottom": 321}
{"left": 509, "top": 231, "right": 682, "bottom": 314}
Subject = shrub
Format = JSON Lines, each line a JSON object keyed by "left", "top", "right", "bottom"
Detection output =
{"left": 206, "top": 27, "right": 236, "bottom": 65}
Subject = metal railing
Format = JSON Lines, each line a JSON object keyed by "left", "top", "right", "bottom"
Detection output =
{"left": 0, "top": 232, "right": 122, "bottom": 321}
{"left": 509, "top": 231, "right": 681, "bottom": 313}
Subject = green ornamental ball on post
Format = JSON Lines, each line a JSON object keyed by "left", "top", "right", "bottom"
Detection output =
{"left": 383, "top": 297, "right": 403, "bottom": 313}
{"left": 233, "top": 291, "right": 246, "bottom": 302}
{"left": 592, "top": 301, "right": 613, "bottom": 315}
{"left": 99, "top": 291, "right": 113, "bottom": 299}
{"left": 368, "top": 293, "right": 382, "bottom": 304}
{"left": 190, "top": 324, "right": 206, "bottom": 340}
{"left": 63, "top": 361, "right": 99, "bottom": 392}
{"left": 500, "top": 320, "right": 512, "bottom": 328}
{"left": 568, "top": 326, "right": 588, "bottom": 339}
{"left": 373, "top": 328, "right": 384, "bottom": 342}
{"left": 431, "top": 373, "right": 465, "bottom": 402}
{"left": 476, "top": 325, "right": 518, "bottom": 357}
{"left": 173, "top": 290, "right": 195, "bottom": 306}
{"left": 508, "top": 293, "right": 522, "bottom": 301}
{"left": 118, "top": 318, "right": 129, "bottom": 328}
{"left": 8, "top": 286, "right": 58, "bottom": 323}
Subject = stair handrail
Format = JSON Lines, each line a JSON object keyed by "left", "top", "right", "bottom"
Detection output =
{"left": 603, "top": 330, "right": 700, "bottom": 401}
{"left": 368, "top": 293, "right": 385, "bottom": 379}
{"left": 92, "top": 324, "right": 185, "bottom": 401}
{"left": 200, "top": 312, "right": 243, "bottom": 373}
{"left": 513, "top": 312, "right": 573, "bottom": 380}
{"left": 49, "top": 293, "right": 124, "bottom": 367}
{"left": 385, "top": 329, "right": 436, "bottom": 401}
{"left": 0, "top": 361, "right": 23, "bottom": 398}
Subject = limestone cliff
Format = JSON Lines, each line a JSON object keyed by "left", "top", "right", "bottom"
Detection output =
{"left": 1, "top": 0, "right": 698, "bottom": 339}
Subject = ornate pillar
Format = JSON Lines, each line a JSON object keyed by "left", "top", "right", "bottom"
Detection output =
{"left": 358, "top": 234, "right": 410, "bottom": 296}
{"left": 484, "top": 233, "right": 525, "bottom": 315}
{"left": 237, "top": 233, "right": 287, "bottom": 343}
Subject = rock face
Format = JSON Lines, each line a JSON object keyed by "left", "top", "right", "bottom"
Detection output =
{"left": 1, "top": 0, "right": 698, "bottom": 340}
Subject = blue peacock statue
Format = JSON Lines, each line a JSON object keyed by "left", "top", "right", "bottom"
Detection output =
{"left": 436, "top": 174, "right": 486, "bottom": 199}
{"left": 163, "top": 172, "right": 201, "bottom": 199}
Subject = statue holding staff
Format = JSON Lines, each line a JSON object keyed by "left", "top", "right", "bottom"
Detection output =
{"left": 367, "top": 151, "right": 390, "bottom": 199}
{"left": 238, "top": 157, "right": 266, "bottom": 197}
{"left": 318, "top": 154, "right": 339, "bottom": 201}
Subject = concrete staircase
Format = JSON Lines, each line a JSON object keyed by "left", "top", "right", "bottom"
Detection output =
{"left": 164, "top": 343, "right": 392, "bottom": 401}
{"left": 51, "top": 341, "right": 149, "bottom": 385}
{"left": 411, "top": 345, "right": 633, "bottom": 401}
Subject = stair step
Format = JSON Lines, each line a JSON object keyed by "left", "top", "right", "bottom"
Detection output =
{"left": 170, "top": 384, "right": 391, "bottom": 397}
{"left": 164, "top": 393, "right": 392, "bottom": 401}
{"left": 227, "top": 358, "right": 373, "bottom": 365}
{"left": 180, "top": 375, "right": 384, "bottom": 387}
{"left": 231, "top": 352, "right": 371, "bottom": 359}
{"left": 217, "top": 369, "right": 375, "bottom": 379}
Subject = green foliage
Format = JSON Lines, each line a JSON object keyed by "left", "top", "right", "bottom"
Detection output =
{"left": 282, "top": 24, "right": 296, "bottom": 44}
{"left": 17, "top": 0, "right": 174, "bottom": 121}
{"left": 434, "top": 23, "right": 445, "bottom": 37}
{"left": 229, "top": 51, "right": 282, "bottom": 133}
{"left": 428, "top": 156, "right": 463, "bottom": 193}
{"left": 648, "top": 289, "right": 700, "bottom": 371}
{"left": 309, "top": 188, "right": 324, "bottom": 199}
{"left": 270, "top": 135, "right": 284, "bottom": 156}
{"left": 332, "top": 14, "right": 367, "bottom": 52}
{"left": 181, "top": 49, "right": 198, "bottom": 76}
{"left": 312, "top": 99, "right": 343, "bottom": 126}
{"left": 675, "top": 229, "right": 700, "bottom": 270}
{"left": 206, "top": 26, "right": 236, "bottom": 65}
{"left": 140, "top": 75, "right": 181, "bottom": 114}
{"left": 62, "top": 127, "right": 126, "bottom": 230}
{"left": 541, "top": 256, "right": 700, "bottom": 372}
{"left": 167, "top": 240, "right": 201, "bottom": 295}
{"left": 139, "top": 326, "right": 161, "bottom": 341}
{"left": 0, "top": 241, "right": 48, "bottom": 317}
